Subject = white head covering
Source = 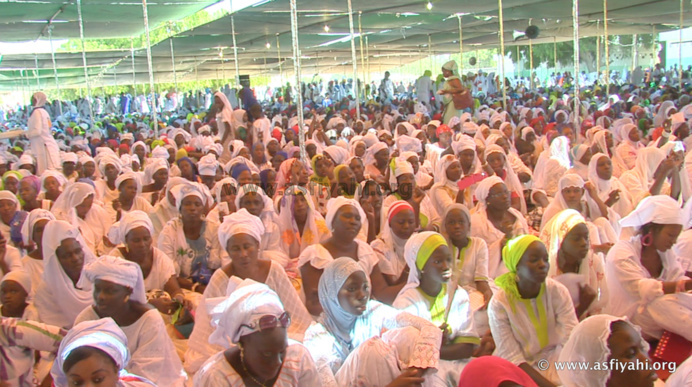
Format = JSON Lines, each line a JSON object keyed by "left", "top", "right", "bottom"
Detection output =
{"left": 79, "top": 255, "right": 147, "bottom": 304}
{"left": 172, "top": 182, "right": 208, "bottom": 210}
{"left": 207, "top": 279, "right": 285, "bottom": 345}
{"left": 1, "top": 270, "right": 32, "bottom": 295}
{"left": 21, "top": 208, "right": 56, "bottom": 246}
{"left": 53, "top": 318, "right": 130, "bottom": 387}
{"left": 142, "top": 158, "right": 168, "bottom": 185}
{"left": 396, "top": 135, "right": 422, "bottom": 153}
{"left": 432, "top": 154, "right": 460, "bottom": 194}
{"left": 61, "top": 152, "right": 78, "bottom": 164}
{"left": 107, "top": 210, "right": 153, "bottom": 246}
{"left": 40, "top": 220, "right": 96, "bottom": 328}
{"left": 234, "top": 184, "right": 274, "bottom": 217}
{"left": 213, "top": 177, "right": 238, "bottom": 204}
{"left": 97, "top": 153, "right": 123, "bottom": 177}
{"left": 558, "top": 315, "right": 647, "bottom": 387}
{"left": 324, "top": 145, "right": 349, "bottom": 166}
{"left": 398, "top": 231, "right": 447, "bottom": 299}
{"left": 363, "top": 142, "right": 388, "bottom": 166}
{"left": 114, "top": 171, "right": 142, "bottom": 195}
{"left": 325, "top": 196, "right": 367, "bottom": 233}
{"left": 40, "top": 170, "right": 68, "bottom": 193}
{"left": 0, "top": 191, "right": 19, "bottom": 211}
{"left": 549, "top": 135, "right": 572, "bottom": 169}
{"left": 198, "top": 154, "right": 219, "bottom": 177}
{"left": 151, "top": 145, "right": 169, "bottom": 160}
{"left": 620, "top": 195, "right": 682, "bottom": 229}
{"left": 218, "top": 208, "right": 265, "bottom": 250}
{"left": 50, "top": 182, "right": 96, "bottom": 224}
{"left": 277, "top": 186, "right": 326, "bottom": 259}
{"left": 32, "top": 91, "right": 48, "bottom": 108}
{"left": 473, "top": 175, "right": 504, "bottom": 213}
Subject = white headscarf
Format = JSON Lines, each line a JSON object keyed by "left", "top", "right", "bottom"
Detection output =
{"left": 172, "top": 182, "right": 208, "bottom": 210}
{"left": 234, "top": 184, "right": 274, "bottom": 219}
{"left": 32, "top": 91, "right": 48, "bottom": 108}
{"left": 97, "top": 153, "right": 123, "bottom": 177}
{"left": 629, "top": 147, "right": 666, "bottom": 192}
{"left": 324, "top": 145, "right": 350, "bottom": 165}
{"left": 21, "top": 208, "right": 56, "bottom": 246}
{"left": 363, "top": 142, "right": 388, "bottom": 167}
{"left": 213, "top": 177, "right": 238, "bottom": 204}
{"left": 51, "top": 182, "right": 96, "bottom": 225}
{"left": 484, "top": 144, "right": 526, "bottom": 213}
{"left": 39, "top": 220, "right": 96, "bottom": 328}
{"left": 198, "top": 154, "right": 219, "bottom": 177}
{"left": 40, "top": 170, "right": 68, "bottom": 193}
{"left": 325, "top": 196, "right": 367, "bottom": 234}
{"left": 473, "top": 175, "right": 504, "bottom": 213}
{"left": 52, "top": 318, "right": 131, "bottom": 387}
{"left": 558, "top": 315, "right": 647, "bottom": 387}
{"left": 218, "top": 208, "right": 265, "bottom": 250}
{"left": 398, "top": 231, "right": 447, "bottom": 299}
{"left": 79, "top": 255, "right": 147, "bottom": 304}
{"left": 432, "top": 154, "right": 460, "bottom": 195}
{"left": 619, "top": 195, "right": 682, "bottom": 229}
{"left": 277, "top": 186, "right": 327, "bottom": 259}
{"left": 549, "top": 135, "right": 572, "bottom": 170}
{"left": 207, "top": 279, "right": 285, "bottom": 345}
{"left": 107, "top": 210, "right": 153, "bottom": 246}
{"left": 2, "top": 270, "right": 32, "bottom": 295}
{"left": 142, "top": 158, "right": 168, "bottom": 185}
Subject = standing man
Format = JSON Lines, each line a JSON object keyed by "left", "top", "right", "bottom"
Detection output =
{"left": 25, "top": 92, "right": 61, "bottom": 174}
{"left": 415, "top": 70, "right": 434, "bottom": 109}
{"left": 379, "top": 71, "right": 394, "bottom": 103}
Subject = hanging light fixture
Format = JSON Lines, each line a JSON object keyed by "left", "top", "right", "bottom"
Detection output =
{"left": 324, "top": 24, "right": 330, "bottom": 32}
{"left": 426, "top": 1, "right": 433, "bottom": 10}
{"left": 266, "top": 41, "right": 271, "bottom": 49}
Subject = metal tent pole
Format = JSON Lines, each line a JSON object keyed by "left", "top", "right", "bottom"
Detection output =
{"left": 141, "top": 0, "right": 158, "bottom": 134}
{"left": 498, "top": 0, "right": 507, "bottom": 110}
{"left": 652, "top": 25, "right": 657, "bottom": 68}
{"left": 347, "top": 0, "right": 360, "bottom": 120}
{"left": 231, "top": 15, "right": 240, "bottom": 87}
{"left": 458, "top": 15, "right": 463, "bottom": 73}
{"left": 76, "top": 0, "right": 94, "bottom": 119}
{"left": 34, "top": 54, "right": 41, "bottom": 90}
{"left": 131, "top": 40, "right": 137, "bottom": 95}
{"left": 277, "top": 34, "right": 283, "bottom": 86}
{"left": 48, "top": 27, "right": 63, "bottom": 117}
{"left": 358, "top": 12, "right": 366, "bottom": 96}
{"left": 596, "top": 21, "right": 600, "bottom": 77}
{"left": 169, "top": 30, "right": 178, "bottom": 96}
{"left": 289, "top": 0, "right": 306, "bottom": 161}
{"left": 604, "top": 0, "right": 609, "bottom": 94}
{"left": 632, "top": 34, "right": 638, "bottom": 72}
{"left": 573, "top": 0, "right": 580, "bottom": 127}
{"left": 679, "top": 0, "right": 684, "bottom": 88}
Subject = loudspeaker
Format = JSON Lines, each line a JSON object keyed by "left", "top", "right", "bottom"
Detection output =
{"left": 525, "top": 25, "right": 540, "bottom": 39}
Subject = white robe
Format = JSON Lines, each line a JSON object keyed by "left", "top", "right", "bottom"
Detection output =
{"left": 26, "top": 108, "right": 61, "bottom": 174}
{"left": 470, "top": 208, "right": 529, "bottom": 279}
{"left": 75, "top": 307, "right": 187, "bottom": 387}
{"left": 108, "top": 247, "right": 176, "bottom": 291}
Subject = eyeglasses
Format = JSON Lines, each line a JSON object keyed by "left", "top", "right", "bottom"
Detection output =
{"left": 241, "top": 312, "right": 291, "bottom": 332}
{"left": 487, "top": 189, "right": 510, "bottom": 199}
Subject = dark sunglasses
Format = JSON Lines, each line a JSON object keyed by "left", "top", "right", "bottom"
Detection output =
{"left": 241, "top": 312, "right": 291, "bottom": 332}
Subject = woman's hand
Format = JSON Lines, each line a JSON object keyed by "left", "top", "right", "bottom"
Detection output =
{"left": 149, "top": 297, "right": 178, "bottom": 315}
{"left": 583, "top": 181, "right": 598, "bottom": 198}
{"left": 578, "top": 283, "right": 597, "bottom": 310}
{"left": 605, "top": 189, "right": 621, "bottom": 207}
{"left": 385, "top": 369, "right": 426, "bottom": 387}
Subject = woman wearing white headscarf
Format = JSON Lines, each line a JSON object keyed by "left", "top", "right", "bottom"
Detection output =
{"left": 535, "top": 136, "right": 571, "bottom": 197}
{"left": 26, "top": 92, "right": 61, "bottom": 174}
{"left": 566, "top": 144, "right": 591, "bottom": 180}
{"left": 149, "top": 176, "right": 186, "bottom": 235}
{"left": 140, "top": 158, "right": 168, "bottom": 205}
{"left": 38, "top": 170, "right": 67, "bottom": 202}
{"left": 429, "top": 154, "right": 464, "bottom": 217}
{"left": 19, "top": 208, "right": 55, "bottom": 297}
{"left": 184, "top": 209, "right": 313, "bottom": 373}
{"left": 557, "top": 315, "right": 658, "bottom": 387}
{"left": 51, "top": 182, "right": 111, "bottom": 255}
{"left": 73, "top": 255, "right": 186, "bottom": 386}
{"left": 615, "top": 123, "right": 644, "bottom": 170}
{"left": 483, "top": 144, "right": 527, "bottom": 214}
{"left": 194, "top": 280, "right": 320, "bottom": 386}
{"left": 303, "top": 257, "right": 443, "bottom": 387}
{"left": 539, "top": 209, "right": 609, "bottom": 319}
{"left": 277, "top": 185, "right": 330, "bottom": 261}
{"left": 587, "top": 152, "right": 634, "bottom": 218}
{"left": 33, "top": 220, "right": 95, "bottom": 328}
{"left": 438, "top": 60, "right": 466, "bottom": 125}
{"left": 605, "top": 195, "right": 692, "bottom": 342}
{"left": 206, "top": 177, "right": 238, "bottom": 225}
{"left": 158, "top": 182, "right": 224, "bottom": 292}
{"left": 592, "top": 130, "right": 626, "bottom": 178}
{"left": 51, "top": 318, "right": 155, "bottom": 387}
{"left": 393, "top": 232, "right": 481, "bottom": 385}
{"left": 106, "top": 172, "right": 154, "bottom": 224}
{"left": 94, "top": 153, "right": 123, "bottom": 204}
{"left": 470, "top": 176, "right": 530, "bottom": 279}
{"left": 619, "top": 147, "right": 681, "bottom": 204}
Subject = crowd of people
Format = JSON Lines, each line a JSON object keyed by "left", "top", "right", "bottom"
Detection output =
{"left": 0, "top": 57, "right": 692, "bottom": 387}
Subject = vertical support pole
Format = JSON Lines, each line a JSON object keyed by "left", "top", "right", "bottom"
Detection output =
{"left": 530, "top": 40, "right": 534, "bottom": 89}
{"left": 358, "top": 12, "right": 366, "bottom": 95}
{"left": 131, "top": 39, "right": 137, "bottom": 95}
{"left": 277, "top": 34, "right": 283, "bottom": 86}
{"left": 365, "top": 36, "right": 370, "bottom": 85}
{"left": 231, "top": 15, "right": 240, "bottom": 87}
{"left": 652, "top": 25, "right": 657, "bottom": 68}
{"left": 48, "top": 27, "right": 63, "bottom": 117}
{"left": 596, "top": 21, "right": 601, "bottom": 78}
{"left": 632, "top": 34, "right": 638, "bottom": 72}
{"left": 34, "top": 54, "right": 41, "bottom": 90}
{"left": 679, "top": 0, "right": 683, "bottom": 89}
{"left": 289, "top": 0, "right": 306, "bottom": 161}
{"left": 573, "top": 0, "right": 581, "bottom": 127}
{"left": 554, "top": 36, "right": 558, "bottom": 72}
{"left": 458, "top": 15, "right": 463, "bottom": 73}
{"left": 347, "top": 0, "right": 360, "bottom": 120}
{"left": 498, "top": 0, "right": 506, "bottom": 110}
{"left": 604, "top": 0, "right": 610, "bottom": 95}
{"left": 169, "top": 33, "right": 178, "bottom": 96}
{"left": 76, "top": 0, "right": 94, "bottom": 119}
{"left": 142, "top": 0, "right": 158, "bottom": 134}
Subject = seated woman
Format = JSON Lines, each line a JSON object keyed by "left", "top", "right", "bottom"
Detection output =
{"left": 429, "top": 154, "right": 464, "bottom": 217}
{"left": 308, "top": 153, "right": 332, "bottom": 216}
{"left": 39, "top": 170, "right": 66, "bottom": 202}
{"left": 355, "top": 179, "right": 384, "bottom": 242}
{"left": 540, "top": 209, "right": 609, "bottom": 319}
{"left": 363, "top": 142, "right": 389, "bottom": 186}
{"left": 303, "top": 257, "right": 443, "bottom": 387}
{"left": 557, "top": 315, "right": 659, "bottom": 387}
{"left": 184, "top": 209, "right": 313, "bottom": 373}
{"left": 393, "top": 232, "right": 481, "bottom": 385}
{"left": 158, "top": 182, "right": 224, "bottom": 294}
{"left": 470, "top": 177, "right": 530, "bottom": 279}
{"left": 33, "top": 220, "right": 95, "bottom": 328}
{"left": 541, "top": 174, "right": 619, "bottom": 248}
{"left": 235, "top": 183, "right": 289, "bottom": 266}
{"left": 535, "top": 136, "right": 571, "bottom": 197}
{"left": 51, "top": 318, "right": 156, "bottom": 387}
{"left": 0, "top": 191, "right": 27, "bottom": 248}
{"left": 383, "top": 158, "right": 440, "bottom": 233}
{"left": 488, "top": 235, "right": 578, "bottom": 387}
{"left": 277, "top": 186, "right": 330, "bottom": 263}
{"left": 484, "top": 144, "right": 527, "bottom": 213}
{"left": 107, "top": 210, "right": 188, "bottom": 316}
{"left": 2, "top": 171, "right": 22, "bottom": 195}
{"left": 140, "top": 158, "right": 169, "bottom": 206}
{"left": 108, "top": 172, "right": 154, "bottom": 223}
{"left": 51, "top": 182, "right": 111, "bottom": 255}
{"left": 371, "top": 200, "right": 417, "bottom": 285}
{"left": 74, "top": 255, "right": 187, "bottom": 386}
{"left": 19, "top": 175, "right": 51, "bottom": 212}
{"left": 149, "top": 177, "right": 186, "bottom": 235}
{"left": 442, "top": 204, "right": 493, "bottom": 332}
{"left": 177, "top": 157, "right": 199, "bottom": 183}
{"left": 298, "top": 197, "right": 401, "bottom": 316}
{"left": 458, "top": 356, "right": 539, "bottom": 387}
{"left": 587, "top": 153, "right": 634, "bottom": 219}
{"left": 206, "top": 177, "right": 237, "bottom": 225}
{"left": 194, "top": 281, "right": 320, "bottom": 386}
{"left": 19, "top": 209, "right": 55, "bottom": 296}
{"left": 274, "top": 158, "right": 310, "bottom": 199}
{"left": 605, "top": 195, "right": 692, "bottom": 342}
{"left": 619, "top": 147, "right": 682, "bottom": 204}
{"left": 94, "top": 153, "right": 122, "bottom": 204}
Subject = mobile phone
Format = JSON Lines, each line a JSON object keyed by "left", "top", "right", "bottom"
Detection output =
{"left": 218, "top": 202, "right": 229, "bottom": 216}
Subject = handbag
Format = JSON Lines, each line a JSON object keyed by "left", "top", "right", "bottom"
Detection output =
{"left": 451, "top": 88, "right": 473, "bottom": 110}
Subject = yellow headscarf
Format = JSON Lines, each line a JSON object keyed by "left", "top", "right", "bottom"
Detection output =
{"left": 416, "top": 233, "right": 447, "bottom": 270}
{"left": 310, "top": 154, "right": 331, "bottom": 187}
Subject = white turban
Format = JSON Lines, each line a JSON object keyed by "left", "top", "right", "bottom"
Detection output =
{"left": 151, "top": 145, "right": 170, "bottom": 160}
{"left": 79, "top": 255, "right": 147, "bottom": 304}
{"left": 107, "top": 210, "right": 153, "bottom": 246}
{"left": 61, "top": 152, "right": 78, "bottom": 164}
{"left": 97, "top": 154, "right": 123, "bottom": 176}
{"left": 198, "top": 154, "right": 219, "bottom": 177}
{"left": 213, "top": 177, "right": 238, "bottom": 204}
{"left": 325, "top": 196, "right": 367, "bottom": 233}
{"left": 474, "top": 175, "right": 504, "bottom": 212}
{"left": 218, "top": 208, "right": 265, "bottom": 249}
{"left": 2, "top": 270, "right": 31, "bottom": 295}
{"left": 324, "top": 145, "right": 350, "bottom": 165}
{"left": 207, "top": 279, "right": 285, "bottom": 345}
{"left": 114, "top": 171, "right": 142, "bottom": 194}
{"left": 396, "top": 135, "right": 422, "bottom": 153}
{"left": 21, "top": 208, "right": 56, "bottom": 246}
{"left": 620, "top": 195, "right": 682, "bottom": 229}
{"left": 172, "top": 182, "right": 208, "bottom": 210}
{"left": 142, "top": 158, "right": 168, "bottom": 185}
